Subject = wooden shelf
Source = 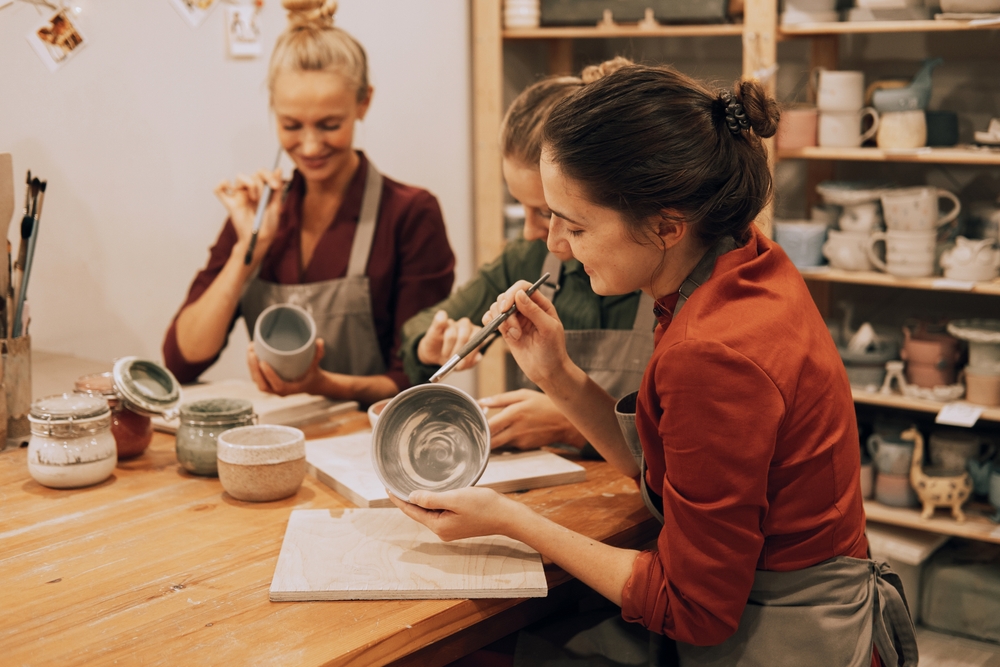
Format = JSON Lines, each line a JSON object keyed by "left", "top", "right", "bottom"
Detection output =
{"left": 781, "top": 18, "right": 1000, "bottom": 36}
{"left": 502, "top": 24, "right": 744, "bottom": 39}
{"left": 801, "top": 267, "right": 1000, "bottom": 296}
{"left": 864, "top": 499, "right": 1000, "bottom": 545}
{"left": 778, "top": 146, "right": 1000, "bottom": 165}
{"left": 852, "top": 388, "right": 1000, "bottom": 424}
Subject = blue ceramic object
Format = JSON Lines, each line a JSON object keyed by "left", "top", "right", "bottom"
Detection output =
{"left": 872, "top": 58, "right": 942, "bottom": 113}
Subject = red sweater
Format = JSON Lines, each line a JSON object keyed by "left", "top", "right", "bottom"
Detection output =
{"left": 163, "top": 153, "right": 455, "bottom": 390}
{"left": 621, "top": 227, "right": 868, "bottom": 645}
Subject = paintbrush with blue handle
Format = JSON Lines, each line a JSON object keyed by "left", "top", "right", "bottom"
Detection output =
{"left": 243, "top": 148, "right": 284, "bottom": 265}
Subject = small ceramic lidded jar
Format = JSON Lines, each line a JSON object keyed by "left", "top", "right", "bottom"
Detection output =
{"left": 176, "top": 398, "right": 255, "bottom": 476}
{"left": 28, "top": 393, "right": 117, "bottom": 489}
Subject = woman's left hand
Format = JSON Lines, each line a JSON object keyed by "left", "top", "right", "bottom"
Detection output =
{"left": 388, "top": 487, "right": 517, "bottom": 542}
{"left": 247, "top": 337, "right": 330, "bottom": 396}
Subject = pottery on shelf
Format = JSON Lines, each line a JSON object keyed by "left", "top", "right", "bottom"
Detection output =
{"left": 947, "top": 319, "right": 1000, "bottom": 374}
{"left": 939, "top": 237, "right": 1000, "bottom": 283}
{"left": 871, "top": 58, "right": 942, "bottom": 113}
{"left": 901, "top": 323, "right": 961, "bottom": 388}
{"left": 906, "top": 427, "right": 972, "bottom": 522}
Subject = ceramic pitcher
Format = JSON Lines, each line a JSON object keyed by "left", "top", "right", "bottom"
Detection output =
{"left": 940, "top": 236, "right": 1000, "bottom": 282}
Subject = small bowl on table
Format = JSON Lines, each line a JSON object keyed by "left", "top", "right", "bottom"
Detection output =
{"left": 217, "top": 425, "right": 306, "bottom": 502}
{"left": 372, "top": 384, "right": 490, "bottom": 501}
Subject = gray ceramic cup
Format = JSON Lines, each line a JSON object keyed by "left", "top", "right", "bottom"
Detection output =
{"left": 867, "top": 433, "right": 915, "bottom": 476}
{"left": 252, "top": 303, "right": 317, "bottom": 381}
{"left": 372, "top": 384, "right": 490, "bottom": 500}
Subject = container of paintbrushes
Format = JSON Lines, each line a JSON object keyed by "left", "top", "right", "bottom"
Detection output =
{"left": 3, "top": 335, "right": 31, "bottom": 449}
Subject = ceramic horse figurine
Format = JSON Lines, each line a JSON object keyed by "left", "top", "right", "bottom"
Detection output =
{"left": 906, "top": 427, "right": 972, "bottom": 522}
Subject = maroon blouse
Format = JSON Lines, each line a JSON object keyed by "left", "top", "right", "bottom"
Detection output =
{"left": 163, "top": 152, "right": 455, "bottom": 390}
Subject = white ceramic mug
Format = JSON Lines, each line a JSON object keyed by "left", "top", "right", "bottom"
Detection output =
{"left": 877, "top": 110, "right": 927, "bottom": 150}
{"left": 812, "top": 69, "right": 866, "bottom": 112}
{"left": 252, "top": 303, "right": 318, "bottom": 381}
{"left": 819, "top": 108, "right": 879, "bottom": 148}
{"left": 880, "top": 186, "right": 961, "bottom": 232}
{"left": 823, "top": 230, "right": 873, "bottom": 271}
{"left": 774, "top": 220, "right": 828, "bottom": 268}
{"left": 867, "top": 229, "right": 937, "bottom": 278}
{"left": 838, "top": 201, "right": 881, "bottom": 233}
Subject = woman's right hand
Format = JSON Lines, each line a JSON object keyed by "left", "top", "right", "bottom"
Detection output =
{"left": 214, "top": 167, "right": 284, "bottom": 262}
{"left": 485, "top": 281, "right": 570, "bottom": 389}
{"left": 416, "top": 310, "right": 483, "bottom": 370}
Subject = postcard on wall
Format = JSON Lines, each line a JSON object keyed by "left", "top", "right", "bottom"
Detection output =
{"left": 225, "top": 5, "right": 262, "bottom": 58}
{"left": 170, "top": 0, "right": 219, "bottom": 28}
{"left": 26, "top": 9, "right": 87, "bottom": 73}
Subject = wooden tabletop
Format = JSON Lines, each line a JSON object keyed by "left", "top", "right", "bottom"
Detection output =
{"left": 0, "top": 411, "right": 659, "bottom": 667}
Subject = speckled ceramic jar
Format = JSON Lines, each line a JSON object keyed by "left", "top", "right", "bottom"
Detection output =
{"left": 28, "top": 393, "right": 116, "bottom": 489}
{"left": 175, "top": 398, "right": 255, "bottom": 476}
{"left": 216, "top": 425, "right": 305, "bottom": 502}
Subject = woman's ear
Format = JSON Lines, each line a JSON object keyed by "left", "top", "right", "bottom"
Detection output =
{"left": 655, "top": 210, "right": 689, "bottom": 250}
{"left": 356, "top": 86, "right": 374, "bottom": 121}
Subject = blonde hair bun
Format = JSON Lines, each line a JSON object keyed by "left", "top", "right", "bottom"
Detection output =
{"left": 581, "top": 56, "right": 633, "bottom": 84}
{"left": 283, "top": 0, "right": 338, "bottom": 29}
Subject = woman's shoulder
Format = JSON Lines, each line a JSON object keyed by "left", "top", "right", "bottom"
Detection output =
{"left": 379, "top": 171, "right": 442, "bottom": 212}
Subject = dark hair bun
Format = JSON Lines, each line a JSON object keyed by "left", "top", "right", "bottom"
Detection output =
{"left": 736, "top": 80, "right": 780, "bottom": 139}
{"left": 581, "top": 56, "right": 633, "bottom": 85}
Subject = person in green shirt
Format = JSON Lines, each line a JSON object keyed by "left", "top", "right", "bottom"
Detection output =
{"left": 400, "top": 57, "right": 653, "bottom": 452}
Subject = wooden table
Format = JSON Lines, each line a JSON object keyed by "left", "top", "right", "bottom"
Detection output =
{"left": 0, "top": 411, "right": 659, "bottom": 666}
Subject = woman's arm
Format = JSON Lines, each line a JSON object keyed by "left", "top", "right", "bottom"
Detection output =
{"left": 173, "top": 169, "right": 284, "bottom": 365}
{"left": 390, "top": 488, "right": 639, "bottom": 605}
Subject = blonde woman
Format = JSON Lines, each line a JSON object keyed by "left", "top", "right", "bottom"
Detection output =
{"left": 400, "top": 57, "right": 654, "bottom": 453}
{"left": 164, "top": 0, "right": 455, "bottom": 406}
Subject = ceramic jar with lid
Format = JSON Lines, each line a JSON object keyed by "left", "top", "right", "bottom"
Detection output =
{"left": 28, "top": 393, "right": 116, "bottom": 488}
{"left": 73, "top": 357, "right": 181, "bottom": 459}
{"left": 176, "top": 398, "right": 255, "bottom": 476}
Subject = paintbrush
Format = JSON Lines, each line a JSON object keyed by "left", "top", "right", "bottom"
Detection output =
{"left": 429, "top": 272, "right": 551, "bottom": 384}
{"left": 243, "top": 148, "right": 284, "bottom": 265}
{"left": 11, "top": 173, "right": 34, "bottom": 324}
{"left": 14, "top": 179, "right": 44, "bottom": 338}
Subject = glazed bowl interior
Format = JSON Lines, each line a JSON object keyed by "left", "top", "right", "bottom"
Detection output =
{"left": 367, "top": 398, "right": 391, "bottom": 430}
{"left": 371, "top": 384, "right": 490, "bottom": 500}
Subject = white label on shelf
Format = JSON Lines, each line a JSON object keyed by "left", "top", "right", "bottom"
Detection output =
{"left": 931, "top": 279, "right": 976, "bottom": 291}
{"left": 935, "top": 402, "right": 984, "bottom": 428}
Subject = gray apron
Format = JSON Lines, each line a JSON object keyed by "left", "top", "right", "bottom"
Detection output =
{"left": 508, "top": 251, "right": 656, "bottom": 401}
{"left": 613, "top": 237, "right": 919, "bottom": 667}
{"left": 241, "top": 163, "right": 387, "bottom": 377}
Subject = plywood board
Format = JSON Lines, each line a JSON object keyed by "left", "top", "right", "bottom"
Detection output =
{"left": 269, "top": 509, "right": 548, "bottom": 601}
{"left": 152, "top": 380, "right": 357, "bottom": 433}
{"left": 306, "top": 432, "right": 586, "bottom": 508}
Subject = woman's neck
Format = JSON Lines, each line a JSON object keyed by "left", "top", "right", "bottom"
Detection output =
{"left": 647, "top": 235, "right": 710, "bottom": 299}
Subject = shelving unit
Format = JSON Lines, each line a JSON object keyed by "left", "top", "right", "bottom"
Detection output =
{"left": 852, "top": 388, "right": 1000, "bottom": 424}
{"left": 863, "top": 499, "right": 1000, "bottom": 545}
{"left": 780, "top": 19, "right": 1000, "bottom": 36}
{"left": 801, "top": 267, "right": 1000, "bottom": 295}
{"left": 779, "top": 146, "right": 1000, "bottom": 165}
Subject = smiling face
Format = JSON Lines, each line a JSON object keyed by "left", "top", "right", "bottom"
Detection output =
{"left": 540, "top": 152, "right": 667, "bottom": 296}
{"left": 502, "top": 157, "right": 574, "bottom": 261}
{"left": 272, "top": 69, "right": 371, "bottom": 185}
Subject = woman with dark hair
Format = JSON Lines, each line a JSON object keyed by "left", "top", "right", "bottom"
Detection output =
{"left": 392, "top": 64, "right": 916, "bottom": 666}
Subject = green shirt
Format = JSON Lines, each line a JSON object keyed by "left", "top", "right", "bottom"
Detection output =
{"left": 399, "top": 238, "right": 642, "bottom": 385}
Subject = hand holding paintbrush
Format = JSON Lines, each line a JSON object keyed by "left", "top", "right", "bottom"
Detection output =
{"left": 213, "top": 149, "right": 284, "bottom": 267}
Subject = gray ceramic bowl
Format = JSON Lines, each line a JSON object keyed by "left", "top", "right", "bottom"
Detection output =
{"left": 252, "top": 303, "right": 317, "bottom": 381}
{"left": 371, "top": 384, "right": 490, "bottom": 500}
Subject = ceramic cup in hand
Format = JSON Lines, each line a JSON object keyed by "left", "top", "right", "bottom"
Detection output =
{"left": 252, "top": 303, "right": 317, "bottom": 381}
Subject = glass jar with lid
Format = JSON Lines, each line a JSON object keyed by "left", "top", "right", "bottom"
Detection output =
{"left": 74, "top": 357, "right": 181, "bottom": 459}
{"left": 176, "top": 398, "right": 255, "bottom": 476}
{"left": 28, "top": 393, "right": 117, "bottom": 488}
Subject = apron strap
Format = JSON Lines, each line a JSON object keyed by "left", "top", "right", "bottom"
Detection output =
{"left": 538, "top": 251, "right": 563, "bottom": 302}
{"left": 346, "top": 161, "right": 384, "bottom": 278}
{"left": 674, "top": 235, "right": 739, "bottom": 318}
{"left": 871, "top": 561, "right": 920, "bottom": 667}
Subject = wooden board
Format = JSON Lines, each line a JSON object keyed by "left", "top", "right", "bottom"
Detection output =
{"left": 269, "top": 509, "right": 548, "bottom": 601}
{"left": 305, "top": 432, "right": 587, "bottom": 508}
{"left": 152, "top": 379, "right": 357, "bottom": 433}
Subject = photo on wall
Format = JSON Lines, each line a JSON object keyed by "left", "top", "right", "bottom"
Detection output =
{"left": 225, "top": 4, "right": 262, "bottom": 58}
{"left": 26, "top": 9, "right": 87, "bottom": 73}
{"left": 170, "top": 0, "right": 219, "bottom": 28}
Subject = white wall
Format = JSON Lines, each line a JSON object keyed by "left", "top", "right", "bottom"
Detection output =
{"left": 0, "top": 0, "right": 472, "bottom": 388}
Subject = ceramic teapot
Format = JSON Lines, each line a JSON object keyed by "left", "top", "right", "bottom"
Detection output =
{"left": 939, "top": 236, "right": 1000, "bottom": 282}
{"left": 871, "top": 58, "right": 943, "bottom": 112}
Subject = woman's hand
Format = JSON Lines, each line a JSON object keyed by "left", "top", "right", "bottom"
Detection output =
{"left": 388, "top": 487, "right": 519, "bottom": 542}
{"left": 247, "top": 337, "right": 334, "bottom": 396}
{"left": 480, "top": 389, "right": 586, "bottom": 450}
{"left": 484, "top": 282, "right": 570, "bottom": 390}
{"left": 214, "top": 167, "right": 284, "bottom": 262}
{"left": 416, "top": 310, "right": 483, "bottom": 370}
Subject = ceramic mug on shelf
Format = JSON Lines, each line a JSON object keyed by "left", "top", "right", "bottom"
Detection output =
{"left": 776, "top": 107, "right": 818, "bottom": 151}
{"left": 876, "top": 110, "right": 927, "bottom": 150}
{"left": 939, "top": 237, "right": 1000, "bottom": 282}
{"left": 880, "top": 186, "right": 961, "bottom": 232}
{"left": 867, "top": 433, "right": 915, "bottom": 476}
{"left": 819, "top": 108, "right": 880, "bottom": 148}
{"left": 823, "top": 230, "right": 874, "bottom": 271}
{"left": 812, "top": 68, "right": 866, "bottom": 112}
{"left": 966, "top": 367, "right": 1000, "bottom": 407}
{"left": 929, "top": 430, "right": 996, "bottom": 475}
{"left": 866, "top": 229, "right": 937, "bottom": 278}
{"left": 838, "top": 201, "right": 881, "bottom": 233}
{"left": 875, "top": 472, "right": 918, "bottom": 508}
{"left": 773, "top": 220, "right": 828, "bottom": 268}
